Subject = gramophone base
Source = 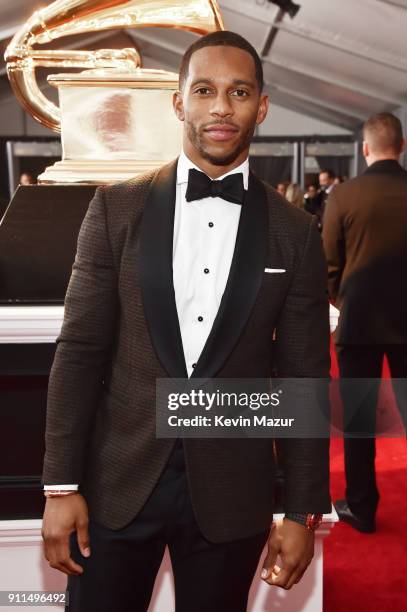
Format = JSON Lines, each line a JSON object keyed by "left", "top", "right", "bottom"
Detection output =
{"left": 37, "top": 159, "right": 166, "bottom": 184}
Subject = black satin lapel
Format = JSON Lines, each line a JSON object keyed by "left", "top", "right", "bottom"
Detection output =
{"left": 139, "top": 158, "right": 188, "bottom": 378}
{"left": 191, "top": 170, "right": 268, "bottom": 379}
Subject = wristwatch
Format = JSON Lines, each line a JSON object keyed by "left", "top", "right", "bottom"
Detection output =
{"left": 284, "top": 512, "right": 323, "bottom": 531}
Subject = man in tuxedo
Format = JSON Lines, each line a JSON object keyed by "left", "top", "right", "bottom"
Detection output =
{"left": 41, "top": 30, "right": 331, "bottom": 611}
{"left": 318, "top": 169, "right": 335, "bottom": 227}
{"left": 323, "top": 112, "right": 407, "bottom": 533}
{"left": 304, "top": 183, "right": 323, "bottom": 229}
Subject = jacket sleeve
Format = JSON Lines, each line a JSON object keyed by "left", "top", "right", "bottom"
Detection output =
{"left": 274, "top": 215, "right": 332, "bottom": 514}
{"left": 322, "top": 190, "right": 346, "bottom": 303}
{"left": 42, "top": 186, "right": 119, "bottom": 485}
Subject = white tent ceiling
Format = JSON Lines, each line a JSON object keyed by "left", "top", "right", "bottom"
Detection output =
{"left": 0, "top": 0, "right": 406, "bottom": 133}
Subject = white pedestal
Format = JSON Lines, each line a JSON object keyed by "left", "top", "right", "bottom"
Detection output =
{"left": 0, "top": 305, "right": 339, "bottom": 343}
{"left": 0, "top": 513, "right": 337, "bottom": 612}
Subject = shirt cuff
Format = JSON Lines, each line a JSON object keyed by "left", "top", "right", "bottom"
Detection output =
{"left": 43, "top": 484, "right": 79, "bottom": 491}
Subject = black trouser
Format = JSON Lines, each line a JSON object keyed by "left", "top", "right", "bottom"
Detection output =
{"left": 336, "top": 344, "right": 407, "bottom": 522}
{"left": 66, "top": 439, "right": 269, "bottom": 612}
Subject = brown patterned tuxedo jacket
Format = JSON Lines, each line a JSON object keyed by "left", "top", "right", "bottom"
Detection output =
{"left": 42, "top": 158, "right": 331, "bottom": 542}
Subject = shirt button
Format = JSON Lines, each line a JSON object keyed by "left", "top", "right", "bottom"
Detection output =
{"left": 204, "top": 268, "right": 209, "bottom": 274}
{"left": 198, "top": 316, "right": 203, "bottom": 322}
{"left": 192, "top": 363, "right": 196, "bottom": 368}
{"left": 208, "top": 222, "right": 214, "bottom": 227}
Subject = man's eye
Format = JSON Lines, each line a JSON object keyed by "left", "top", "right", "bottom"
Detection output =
{"left": 231, "top": 89, "right": 249, "bottom": 97}
{"left": 195, "top": 87, "right": 211, "bottom": 95}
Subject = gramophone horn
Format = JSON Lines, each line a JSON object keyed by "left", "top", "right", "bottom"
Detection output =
{"left": 4, "top": 0, "right": 224, "bottom": 131}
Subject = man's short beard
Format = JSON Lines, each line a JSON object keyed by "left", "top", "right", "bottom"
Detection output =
{"left": 186, "top": 121, "right": 254, "bottom": 166}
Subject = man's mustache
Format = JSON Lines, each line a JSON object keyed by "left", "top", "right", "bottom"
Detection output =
{"left": 202, "top": 121, "right": 240, "bottom": 130}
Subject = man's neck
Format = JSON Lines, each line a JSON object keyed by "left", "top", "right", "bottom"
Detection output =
{"left": 367, "top": 154, "right": 400, "bottom": 166}
{"left": 182, "top": 144, "right": 249, "bottom": 179}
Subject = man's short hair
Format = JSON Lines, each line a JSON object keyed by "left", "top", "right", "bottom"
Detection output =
{"left": 363, "top": 112, "right": 403, "bottom": 154}
{"left": 179, "top": 30, "right": 264, "bottom": 93}
{"left": 319, "top": 169, "right": 335, "bottom": 179}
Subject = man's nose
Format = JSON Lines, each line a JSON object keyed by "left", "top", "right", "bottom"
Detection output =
{"left": 210, "top": 92, "right": 233, "bottom": 117}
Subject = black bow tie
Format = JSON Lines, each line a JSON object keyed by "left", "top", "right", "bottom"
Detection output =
{"left": 185, "top": 168, "right": 245, "bottom": 205}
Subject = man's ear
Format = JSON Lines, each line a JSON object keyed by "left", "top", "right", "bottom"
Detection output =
{"left": 362, "top": 140, "right": 369, "bottom": 158}
{"left": 173, "top": 91, "right": 185, "bottom": 121}
{"left": 401, "top": 138, "right": 407, "bottom": 154}
{"left": 256, "top": 93, "right": 269, "bottom": 126}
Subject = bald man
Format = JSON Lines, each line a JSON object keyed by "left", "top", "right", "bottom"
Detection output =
{"left": 322, "top": 112, "right": 407, "bottom": 533}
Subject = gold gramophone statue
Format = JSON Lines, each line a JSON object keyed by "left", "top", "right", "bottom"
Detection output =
{"left": 5, "top": 0, "right": 224, "bottom": 183}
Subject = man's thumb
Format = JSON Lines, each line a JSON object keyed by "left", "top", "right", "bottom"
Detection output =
{"left": 261, "top": 541, "right": 278, "bottom": 580}
{"left": 76, "top": 520, "right": 91, "bottom": 558}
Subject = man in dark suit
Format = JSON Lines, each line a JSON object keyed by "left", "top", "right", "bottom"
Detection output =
{"left": 319, "top": 169, "right": 335, "bottom": 228}
{"left": 41, "top": 31, "right": 331, "bottom": 611}
{"left": 323, "top": 112, "right": 407, "bottom": 534}
{"left": 304, "top": 183, "right": 323, "bottom": 229}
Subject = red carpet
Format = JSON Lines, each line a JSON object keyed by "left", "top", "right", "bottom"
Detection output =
{"left": 323, "top": 346, "right": 407, "bottom": 611}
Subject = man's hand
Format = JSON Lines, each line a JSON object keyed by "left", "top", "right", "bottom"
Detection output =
{"left": 260, "top": 518, "right": 314, "bottom": 589}
{"left": 42, "top": 493, "right": 90, "bottom": 576}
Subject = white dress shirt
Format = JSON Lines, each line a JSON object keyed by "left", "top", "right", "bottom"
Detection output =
{"left": 173, "top": 148, "right": 249, "bottom": 377}
{"left": 45, "top": 149, "right": 249, "bottom": 491}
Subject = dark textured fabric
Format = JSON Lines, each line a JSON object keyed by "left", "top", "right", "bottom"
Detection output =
{"left": 322, "top": 160, "right": 407, "bottom": 345}
{"left": 42, "top": 159, "right": 331, "bottom": 541}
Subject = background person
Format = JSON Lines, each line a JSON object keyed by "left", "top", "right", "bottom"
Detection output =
{"left": 276, "top": 180, "right": 289, "bottom": 197}
{"left": 285, "top": 182, "right": 304, "bottom": 208}
{"left": 19, "top": 172, "right": 36, "bottom": 185}
{"left": 323, "top": 112, "right": 407, "bottom": 533}
{"left": 304, "top": 183, "right": 323, "bottom": 228}
{"left": 319, "top": 168, "right": 335, "bottom": 225}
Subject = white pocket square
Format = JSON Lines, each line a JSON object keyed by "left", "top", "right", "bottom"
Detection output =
{"left": 264, "top": 268, "right": 286, "bottom": 273}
